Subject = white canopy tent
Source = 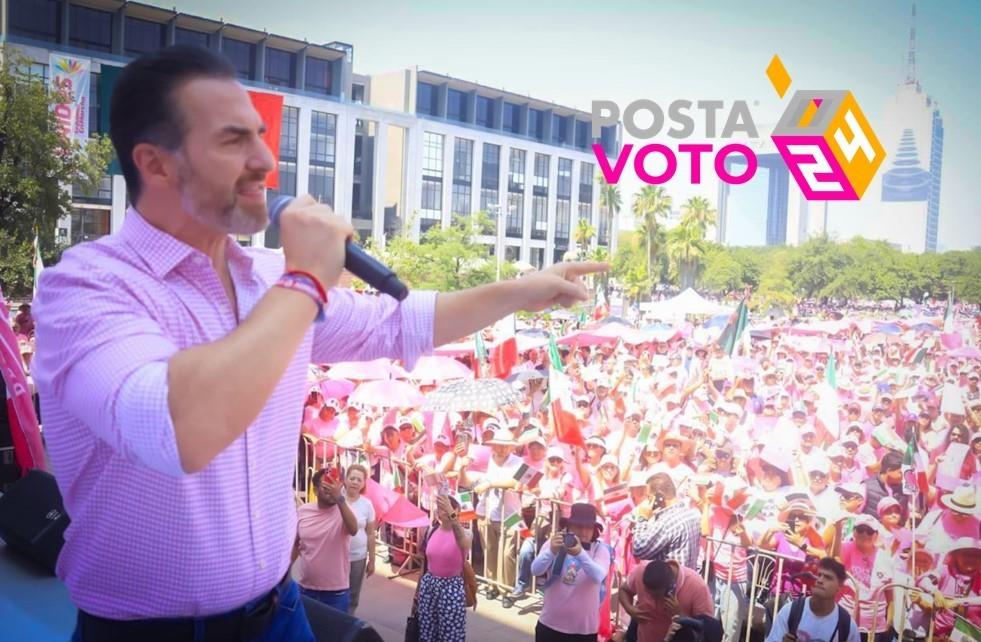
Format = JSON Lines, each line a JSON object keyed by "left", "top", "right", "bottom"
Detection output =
{"left": 640, "top": 288, "right": 733, "bottom": 319}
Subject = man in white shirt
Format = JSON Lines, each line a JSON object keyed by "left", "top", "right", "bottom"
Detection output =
{"left": 766, "top": 557, "right": 860, "bottom": 642}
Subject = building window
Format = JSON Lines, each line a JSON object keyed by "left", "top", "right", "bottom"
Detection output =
{"left": 72, "top": 174, "right": 112, "bottom": 204}
{"left": 452, "top": 138, "right": 473, "bottom": 215}
{"left": 531, "top": 195, "right": 547, "bottom": 240}
{"left": 508, "top": 149, "right": 526, "bottom": 193}
{"left": 579, "top": 202, "right": 592, "bottom": 224}
{"left": 530, "top": 247, "right": 545, "bottom": 270}
{"left": 533, "top": 153, "right": 550, "bottom": 195}
{"left": 417, "top": 82, "right": 438, "bottom": 116}
{"left": 87, "top": 72, "right": 103, "bottom": 135}
{"left": 124, "top": 17, "right": 166, "bottom": 56}
{"left": 480, "top": 189, "right": 498, "bottom": 213}
{"left": 222, "top": 38, "right": 256, "bottom": 81}
{"left": 575, "top": 120, "right": 590, "bottom": 150}
{"left": 481, "top": 143, "right": 500, "bottom": 190}
{"left": 10, "top": 0, "right": 60, "bottom": 42}
{"left": 579, "top": 161, "right": 594, "bottom": 203}
{"left": 69, "top": 5, "right": 113, "bottom": 53}
{"left": 447, "top": 89, "right": 467, "bottom": 122}
{"left": 352, "top": 83, "right": 365, "bottom": 103}
{"left": 265, "top": 106, "right": 299, "bottom": 248}
{"left": 476, "top": 96, "right": 494, "bottom": 129}
{"left": 552, "top": 114, "right": 569, "bottom": 145}
{"left": 506, "top": 192, "right": 523, "bottom": 238}
{"left": 529, "top": 109, "right": 545, "bottom": 141}
{"left": 305, "top": 57, "right": 333, "bottom": 95}
{"left": 309, "top": 111, "right": 336, "bottom": 206}
{"left": 598, "top": 209, "right": 611, "bottom": 245}
{"left": 175, "top": 28, "right": 210, "bottom": 48}
{"left": 555, "top": 199, "right": 571, "bottom": 245}
{"left": 503, "top": 102, "right": 521, "bottom": 134}
{"left": 422, "top": 132, "right": 444, "bottom": 221}
{"left": 265, "top": 48, "right": 297, "bottom": 87}
{"left": 70, "top": 208, "right": 110, "bottom": 244}
{"left": 557, "top": 158, "right": 572, "bottom": 199}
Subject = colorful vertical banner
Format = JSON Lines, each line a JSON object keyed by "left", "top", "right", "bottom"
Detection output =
{"left": 49, "top": 53, "right": 91, "bottom": 144}
{"left": 246, "top": 90, "right": 284, "bottom": 189}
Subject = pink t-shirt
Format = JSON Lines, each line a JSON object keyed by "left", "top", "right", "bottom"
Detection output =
{"left": 426, "top": 527, "right": 464, "bottom": 577}
{"left": 626, "top": 562, "right": 714, "bottom": 642}
{"left": 296, "top": 503, "right": 352, "bottom": 591}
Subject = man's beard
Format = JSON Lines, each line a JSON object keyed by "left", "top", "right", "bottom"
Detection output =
{"left": 177, "top": 158, "right": 267, "bottom": 235}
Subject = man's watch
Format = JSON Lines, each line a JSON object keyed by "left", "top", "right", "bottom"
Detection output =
{"left": 336, "top": 494, "right": 347, "bottom": 504}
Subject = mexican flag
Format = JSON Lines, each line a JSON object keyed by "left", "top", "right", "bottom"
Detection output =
{"left": 548, "top": 362, "right": 585, "bottom": 448}
{"left": 473, "top": 331, "right": 488, "bottom": 378}
{"left": 951, "top": 616, "right": 981, "bottom": 642}
{"left": 547, "top": 333, "right": 564, "bottom": 374}
{"left": 32, "top": 232, "right": 44, "bottom": 296}
{"left": 513, "top": 462, "right": 544, "bottom": 487}
{"left": 490, "top": 314, "right": 518, "bottom": 379}
{"left": 602, "top": 482, "right": 629, "bottom": 506}
{"left": 943, "top": 290, "right": 955, "bottom": 333}
{"left": 826, "top": 351, "right": 837, "bottom": 390}
{"left": 718, "top": 299, "right": 748, "bottom": 357}
{"left": 456, "top": 491, "right": 477, "bottom": 522}
{"left": 594, "top": 284, "right": 609, "bottom": 320}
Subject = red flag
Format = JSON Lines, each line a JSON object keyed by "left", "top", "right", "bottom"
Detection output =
{"left": 247, "top": 91, "right": 284, "bottom": 189}
{"left": 364, "top": 477, "right": 399, "bottom": 520}
{"left": 0, "top": 289, "right": 45, "bottom": 475}
{"left": 550, "top": 398, "right": 585, "bottom": 448}
{"left": 597, "top": 556, "right": 614, "bottom": 640}
{"left": 490, "top": 336, "right": 518, "bottom": 379}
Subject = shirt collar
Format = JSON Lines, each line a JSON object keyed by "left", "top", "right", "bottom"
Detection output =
{"left": 120, "top": 207, "right": 255, "bottom": 278}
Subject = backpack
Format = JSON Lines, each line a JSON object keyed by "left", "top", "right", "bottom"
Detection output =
{"left": 788, "top": 597, "right": 851, "bottom": 642}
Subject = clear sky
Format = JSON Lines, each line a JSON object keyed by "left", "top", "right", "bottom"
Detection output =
{"left": 159, "top": 0, "right": 981, "bottom": 251}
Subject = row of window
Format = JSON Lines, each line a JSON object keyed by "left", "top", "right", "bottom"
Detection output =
{"left": 416, "top": 81, "right": 598, "bottom": 151}
{"left": 9, "top": 0, "right": 335, "bottom": 94}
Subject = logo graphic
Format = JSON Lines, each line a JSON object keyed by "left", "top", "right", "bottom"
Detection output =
{"left": 766, "top": 55, "right": 884, "bottom": 200}
{"left": 56, "top": 59, "right": 85, "bottom": 74}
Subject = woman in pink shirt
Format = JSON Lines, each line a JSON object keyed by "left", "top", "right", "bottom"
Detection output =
{"left": 415, "top": 494, "right": 472, "bottom": 642}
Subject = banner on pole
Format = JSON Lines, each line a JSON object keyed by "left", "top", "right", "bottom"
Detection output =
{"left": 49, "top": 53, "right": 91, "bottom": 144}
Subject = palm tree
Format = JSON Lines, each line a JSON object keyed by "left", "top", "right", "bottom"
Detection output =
{"left": 574, "top": 218, "right": 596, "bottom": 259}
{"left": 596, "top": 172, "right": 621, "bottom": 246}
{"left": 680, "top": 196, "right": 716, "bottom": 238}
{"left": 588, "top": 245, "right": 610, "bottom": 294}
{"left": 632, "top": 185, "right": 672, "bottom": 278}
{"left": 666, "top": 220, "right": 708, "bottom": 289}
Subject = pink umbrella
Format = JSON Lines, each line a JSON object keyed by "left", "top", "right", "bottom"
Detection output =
{"left": 349, "top": 379, "right": 426, "bottom": 408}
{"left": 407, "top": 355, "right": 472, "bottom": 382}
{"left": 327, "top": 358, "right": 398, "bottom": 381}
{"left": 948, "top": 345, "right": 981, "bottom": 359}
{"left": 317, "top": 378, "right": 355, "bottom": 399}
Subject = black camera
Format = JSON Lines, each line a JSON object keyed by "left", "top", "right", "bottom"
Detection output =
{"left": 563, "top": 532, "right": 578, "bottom": 549}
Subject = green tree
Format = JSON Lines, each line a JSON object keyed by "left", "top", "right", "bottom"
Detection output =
{"left": 0, "top": 50, "right": 114, "bottom": 297}
{"left": 788, "top": 235, "right": 848, "bottom": 301}
{"left": 597, "top": 172, "right": 621, "bottom": 244}
{"left": 574, "top": 218, "right": 596, "bottom": 259}
{"left": 666, "top": 220, "right": 707, "bottom": 289}
{"left": 631, "top": 185, "right": 672, "bottom": 279}
{"left": 679, "top": 196, "right": 716, "bottom": 236}
{"left": 700, "top": 249, "right": 744, "bottom": 295}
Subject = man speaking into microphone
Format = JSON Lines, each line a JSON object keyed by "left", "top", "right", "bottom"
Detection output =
{"left": 32, "top": 45, "right": 605, "bottom": 642}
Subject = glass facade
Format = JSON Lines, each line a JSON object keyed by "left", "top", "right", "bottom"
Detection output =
{"left": 222, "top": 38, "right": 256, "bottom": 81}
{"left": 531, "top": 195, "right": 548, "bottom": 240}
{"left": 447, "top": 89, "right": 468, "bottom": 122}
{"left": 10, "top": 0, "right": 60, "bottom": 42}
{"left": 175, "top": 28, "right": 210, "bottom": 48}
{"left": 417, "top": 82, "right": 438, "bottom": 116}
{"left": 476, "top": 96, "right": 494, "bottom": 128}
{"left": 308, "top": 111, "right": 337, "bottom": 206}
{"left": 264, "top": 105, "right": 300, "bottom": 248}
{"left": 480, "top": 143, "right": 500, "bottom": 213}
{"left": 555, "top": 200, "right": 571, "bottom": 246}
{"left": 575, "top": 120, "right": 590, "bottom": 150}
{"left": 452, "top": 138, "right": 473, "bottom": 215}
{"left": 529, "top": 109, "right": 545, "bottom": 141}
{"left": 578, "top": 161, "right": 593, "bottom": 223}
{"left": 124, "top": 17, "right": 166, "bottom": 56}
{"left": 530, "top": 247, "right": 545, "bottom": 270}
{"left": 503, "top": 102, "right": 521, "bottom": 134}
{"left": 507, "top": 192, "right": 524, "bottom": 238}
{"left": 305, "top": 57, "right": 333, "bottom": 95}
{"left": 265, "top": 48, "right": 297, "bottom": 88}
{"left": 421, "top": 132, "right": 445, "bottom": 221}
{"left": 552, "top": 114, "right": 569, "bottom": 145}
{"left": 69, "top": 5, "right": 112, "bottom": 53}
{"left": 70, "top": 208, "right": 110, "bottom": 243}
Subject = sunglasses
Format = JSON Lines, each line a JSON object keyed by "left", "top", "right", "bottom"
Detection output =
{"left": 663, "top": 442, "right": 681, "bottom": 450}
{"left": 855, "top": 526, "right": 876, "bottom": 535}
{"left": 809, "top": 472, "right": 827, "bottom": 480}
{"left": 715, "top": 451, "right": 731, "bottom": 460}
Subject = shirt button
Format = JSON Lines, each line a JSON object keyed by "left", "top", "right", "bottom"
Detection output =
{"left": 258, "top": 560, "right": 266, "bottom": 570}
{"left": 253, "top": 509, "right": 261, "bottom": 519}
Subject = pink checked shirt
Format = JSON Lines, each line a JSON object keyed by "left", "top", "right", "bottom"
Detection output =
{"left": 32, "top": 209, "right": 436, "bottom": 619}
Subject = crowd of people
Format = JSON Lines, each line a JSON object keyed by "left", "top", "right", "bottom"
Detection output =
{"left": 288, "top": 297, "right": 981, "bottom": 642}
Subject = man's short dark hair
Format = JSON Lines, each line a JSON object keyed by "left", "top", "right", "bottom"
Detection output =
{"left": 311, "top": 468, "right": 328, "bottom": 488}
{"left": 642, "top": 560, "right": 674, "bottom": 593}
{"left": 109, "top": 45, "right": 236, "bottom": 203}
{"left": 818, "top": 557, "right": 847, "bottom": 583}
{"left": 647, "top": 472, "right": 677, "bottom": 500}
{"left": 881, "top": 451, "right": 903, "bottom": 473}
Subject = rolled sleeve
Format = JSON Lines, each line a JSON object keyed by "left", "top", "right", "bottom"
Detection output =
{"left": 311, "top": 289, "right": 437, "bottom": 369}
{"left": 34, "top": 264, "right": 184, "bottom": 477}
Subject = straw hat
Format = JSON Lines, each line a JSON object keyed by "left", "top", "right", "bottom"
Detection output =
{"left": 486, "top": 429, "right": 518, "bottom": 447}
{"left": 940, "top": 484, "right": 979, "bottom": 516}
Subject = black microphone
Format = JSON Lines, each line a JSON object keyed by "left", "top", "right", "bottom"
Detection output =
{"left": 267, "top": 195, "right": 409, "bottom": 301}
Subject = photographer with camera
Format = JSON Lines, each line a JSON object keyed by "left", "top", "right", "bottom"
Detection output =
{"left": 530, "top": 503, "right": 612, "bottom": 642}
{"left": 618, "top": 559, "right": 715, "bottom": 642}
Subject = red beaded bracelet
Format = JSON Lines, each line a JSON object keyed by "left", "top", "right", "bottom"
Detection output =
{"left": 283, "top": 270, "right": 327, "bottom": 303}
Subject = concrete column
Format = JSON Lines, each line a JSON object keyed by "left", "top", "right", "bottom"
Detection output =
{"left": 405, "top": 124, "right": 423, "bottom": 241}
{"left": 545, "top": 154, "right": 558, "bottom": 266}
{"left": 441, "top": 134, "right": 453, "bottom": 228}
{"left": 112, "top": 7, "right": 125, "bottom": 56}
{"left": 333, "top": 109, "right": 356, "bottom": 222}
{"left": 472, "top": 140, "right": 483, "bottom": 214}
{"left": 297, "top": 46, "right": 308, "bottom": 91}
{"left": 467, "top": 91, "right": 477, "bottom": 125}
{"left": 542, "top": 109, "right": 553, "bottom": 144}
{"left": 256, "top": 38, "right": 267, "bottom": 84}
{"left": 166, "top": 16, "right": 177, "bottom": 45}
{"left": 371, "top": 122, "right": 388, "bottom": 246}
{"left": 110, "top": 175, "right": 127, "bottom": 235}
{"left": 522, "top": 149, "right": 533, "bottom": 251}
{"left": 494, "top": 98, "right": 504, "bottom": 132}
{"left": 338, "top": 55, "right": 352, "bottom": 100}
{"left": 295, "top": 105, "right": 312, "bottom": 200}
{"left": 437, "top": 84, "right": 448, "bottom": 119}
{"left": 519, "top": 104, "right": 529, "bottom": 137}
{"left": 60, "top": 0, "right": 70, "bottom": 46}
{"left": 212, "top": 24, "right": 224, "bottom": 52}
